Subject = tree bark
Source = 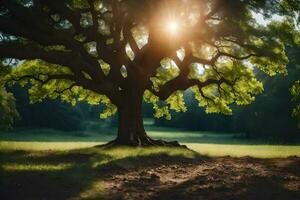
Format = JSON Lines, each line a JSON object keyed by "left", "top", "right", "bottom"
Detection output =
{"left": 94, "top": 75, "right": 186, "bottom": 148}
{"left": 115, "top": 89, "right": 147, "bottom": 146}
{"left": 104, "top": 85, "right": 185, "bottom": 147}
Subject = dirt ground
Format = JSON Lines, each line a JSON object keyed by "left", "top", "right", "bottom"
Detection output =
{"left": 101, "top": 156, "right": 300, "bottom": 200}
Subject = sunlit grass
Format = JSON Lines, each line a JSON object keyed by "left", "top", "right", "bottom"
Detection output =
{"left": 1, "top": 141, "right": 300, "bottom": 158}
{"left": 0, "top": 141, "right": 101, "bottom": 151}
{"left": 1, "top": 142, "right": 299, "bottom": 200}
{"left": 100, "top": 146, "right": 196, "bottom": 158}
{"left": 188, "top": 144, "right": 300, "bottom": 158}
{"left": 1, "top": 130, "right": 299, "bottom": 200}
{"left": 90, "top": 146, "right": 197, "bottom": 168}
{"left": 1, "top": 128, "right": 300, "bottom": 158}
{"left": 2, "top": 163, "right": 73, "bottom": 171}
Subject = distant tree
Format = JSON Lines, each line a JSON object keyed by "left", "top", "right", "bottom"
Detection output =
{"left": 10, "top": 85, "right": 83, "bottom": 131}
{"left": 233, "top": 64, "right": 300, "bottom": 140}
{"left": 290, "top": 47, "right": 300, "bottom": 129}
{"left": 0, "top": 63, "right": 19, "bottom": 130}
{"left": 291, "top": 80, "right": 300, "bottom": 126}
{"left": 231, "top": 47, "right": 300, "bottom": 140}
{"left": 0, "top": 0, "right": 299, "bottom": 146}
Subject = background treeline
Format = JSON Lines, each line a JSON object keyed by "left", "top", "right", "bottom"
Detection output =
{"left": 3, "top": 48, "right": 300, "bottom": 141}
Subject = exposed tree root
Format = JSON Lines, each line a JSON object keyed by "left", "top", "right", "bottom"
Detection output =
{"left": 96, "top": 135, "right": 187, "bottom": 149}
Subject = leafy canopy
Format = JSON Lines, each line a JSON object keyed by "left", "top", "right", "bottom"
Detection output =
{"left": 0, "top": 0, "right": 300, "bottom": 119}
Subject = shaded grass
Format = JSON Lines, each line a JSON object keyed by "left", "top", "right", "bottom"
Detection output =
{"left": 2, "top": 128, "right": 300, "bottom": 145}
{"left": 0, "top": 150, "right": 98, "bottom": 200}
{"left": 0, "top": 146, "right": 197, "bottom": 200}
{"left": 1, "top": 129, "right": 300, "bottom": 200}
{"left": 1, "top": 141, "right": 300, "bottom": 158}
{"left": 1, "top": 144, "right": 300, "bottom": 200}
{"left": 1, "top": 128, "right": 300, "bottom": 158}
{"left": 0, "top": 128, "right": 115, "bottom": 142}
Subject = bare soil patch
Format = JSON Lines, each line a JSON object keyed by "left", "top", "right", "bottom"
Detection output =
{"left": 101, "top": 156, "right": 300, "bottom": 200}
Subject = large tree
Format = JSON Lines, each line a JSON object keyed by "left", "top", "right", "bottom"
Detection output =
{"left": 0, "top": 0, "right": 299, "bottom": 146}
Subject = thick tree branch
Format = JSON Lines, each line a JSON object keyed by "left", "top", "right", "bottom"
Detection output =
{"left": 205, "top": 1, "right": 222, "bottom": 20}
{"left": 0, "top": 17, "right": 57, "bottom": 46}
{"left": 11, "top": 74, "right": 75, "bottom": 84}
{"left": 10, "top": 71, "right": 121, "bottom": 105}
{"left": 0, "top": 42, "right": 79, "bottom": 69}
{"left": 2, "top": 0, "right": 107, "bottom": 81}
{"left": 148, "top": 77, "right": 233, "bottom": 101}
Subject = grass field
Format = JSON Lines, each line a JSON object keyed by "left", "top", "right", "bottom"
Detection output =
{"left": 1, "top": 141, "right": 300, "bottom": 158}
{"left": 0, "top": 145, "right": 199, "bottom": 200}
{"left": 0, "top": 128, "right": 300, "bottom": 158}
{"left": 1, "top": 129, "right": 300, "bottom": 200}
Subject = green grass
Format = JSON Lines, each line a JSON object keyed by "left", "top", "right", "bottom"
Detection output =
{"left": 1, "top": 128, "right": 299, "bottom": 199}
{"left": 0, "top": 128, "right": 115, "bottom": 142}
{"left": 2, "top": 127, "right": 299, "bottom": 144}
{"left": 1, "top": 141, "right": 300, "bottom": 158}
{"left": 2, "top": 163, "right": 73, "bottom": 171}
{"left": 1, "top": 128, "right": 300, "bottom": 158}
{"left": 0, "top": 146, "right": 196, "bottom": 200}
{"left": 0, "top": 141, "right": 101, "bottom": 151}
{"left": 188, "top": 143, "right": 300, "bottom": 158}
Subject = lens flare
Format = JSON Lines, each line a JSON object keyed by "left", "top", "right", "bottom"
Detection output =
{"left": 167, "top": 20, "right": 178, "bottom": 34}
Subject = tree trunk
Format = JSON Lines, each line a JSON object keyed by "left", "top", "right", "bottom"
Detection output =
{"left": 115, "top": 90, "right": 148, "bottom": 146}
{"left": 102, "top": 87, "right": 184, "bottom": 147}
{"left": 93, "top": 71, "right": 186, "bottom": 148}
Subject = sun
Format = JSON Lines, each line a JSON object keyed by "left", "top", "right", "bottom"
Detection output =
{"left": 167, "top": 20, "right": 179, "bottom": 34}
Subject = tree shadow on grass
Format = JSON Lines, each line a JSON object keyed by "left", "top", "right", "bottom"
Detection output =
{"left": 0, "top": 150, "right": 99, "bottom": 200}
{"left": 0, "top": 147, "right": 201, "bottom": 200}
{"left": 2, "top": 148, "right": 299, "bottom": 200}
{"left": 95, "top": 153, "right": 203, "bottom": 174}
